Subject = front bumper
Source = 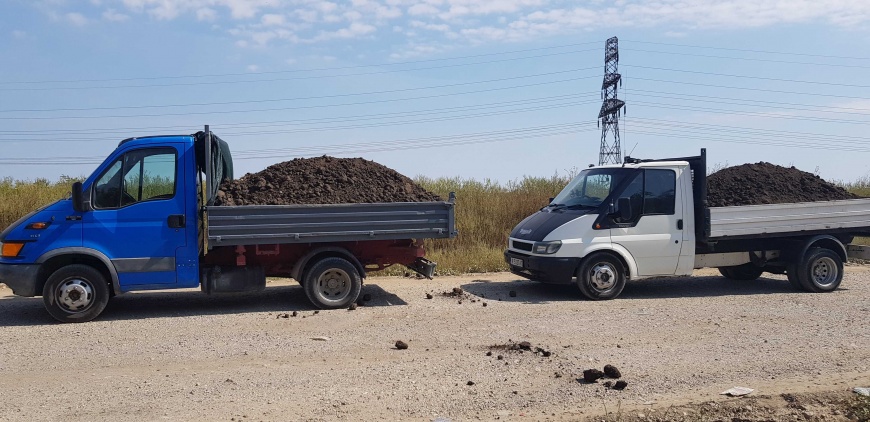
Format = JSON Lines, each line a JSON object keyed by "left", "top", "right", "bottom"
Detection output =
{"left": 504, "top": 250, "right": 579, "bottom": 284}
{"left": 0, "top": 263, "right": 42, "bottom": 296}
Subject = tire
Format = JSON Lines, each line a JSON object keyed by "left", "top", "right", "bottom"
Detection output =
{"left": 303, "top": 257, "right": 362, "bottom": 309}
{"left": 718, "top": 264, "right": 764, "bottom": 281}
{"left": 576, "top": 253, "right": 626, "bottom": 300}
{"left": 794, "top": 248, "right": 843, "bottom": 293}
{"left": 42, "top": 264, "right": 111, "bottom": 323}
{"left": 785, "top": 263, "right": 803, "bottom": 291}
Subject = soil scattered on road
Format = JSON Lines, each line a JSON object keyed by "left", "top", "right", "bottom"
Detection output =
{"left": 215, "top": 156, "right": 441, "bottom": 206}
{"left": 707, "top": 162, "right": 857, "bottom": 207}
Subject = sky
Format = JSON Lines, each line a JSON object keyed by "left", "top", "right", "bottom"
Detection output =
{"left": 2, "top": 0, "right": 870, "bottom": 186}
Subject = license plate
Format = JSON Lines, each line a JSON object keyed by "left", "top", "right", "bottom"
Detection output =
{"left": 510, "top": 257, "right": 523, "bottom": 267}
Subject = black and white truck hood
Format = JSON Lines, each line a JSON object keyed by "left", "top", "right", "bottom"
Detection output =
{"left": 509, "top": 209, "right": 594, "bottom": 242}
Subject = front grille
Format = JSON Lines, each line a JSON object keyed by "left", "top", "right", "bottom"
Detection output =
{"left": 512, "top": 240, "right": 533, "bottom": 252}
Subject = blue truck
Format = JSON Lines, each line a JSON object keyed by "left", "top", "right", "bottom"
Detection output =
{"left": 0, "top": 127, "right": 456, "bottom": 322}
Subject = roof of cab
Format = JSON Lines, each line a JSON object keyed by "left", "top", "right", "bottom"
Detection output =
{"left": 118, "top": 134, "right": 194, "bottom": 147}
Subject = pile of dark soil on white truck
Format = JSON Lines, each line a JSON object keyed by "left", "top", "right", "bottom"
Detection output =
{"left": 707, "top": 162, "right": 858, "bottom": 207}
{"left": 214, "top": 156, "right": 440, "bottom": 206}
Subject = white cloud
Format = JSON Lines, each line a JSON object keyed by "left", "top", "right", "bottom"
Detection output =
{"left": 261, "top": 13, "right": 285, "bottom": 26}
{"left": 197, "top": 8, "right": 217, "bottom": 21}
{"left": 246, "top": 64, "right": 259, "bottom": 72}
{"left": 102, "top": 9, "right": 129, "bottom": 22}
{"left": 32, "top": 0, "right": 870, "bottom": 57}
{"left": 66, "top": 12, "right": 89, "bottom": 26}
{"left": 408, "top": 4, "right": 439, "bottom": 16}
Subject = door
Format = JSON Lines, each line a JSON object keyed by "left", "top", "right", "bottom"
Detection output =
{"left": 610, "top": 168, "right": 684, "bottom": 276}
{"left": 82, "top": 146, "right": 186, "bottom": 287}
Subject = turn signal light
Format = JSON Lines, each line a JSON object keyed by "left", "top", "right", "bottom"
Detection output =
{"left": 26, "top": 222, "right": 50, "bottom": 230}
{"left": 1, "top": 242, "right": 24, "bottom": 258}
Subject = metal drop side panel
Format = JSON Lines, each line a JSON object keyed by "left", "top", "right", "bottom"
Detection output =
{"left": 206, "top": 201, "right": 457, "bottom": 247}
{"left": 709, "top": 198, "right": 870, "bottom": 239}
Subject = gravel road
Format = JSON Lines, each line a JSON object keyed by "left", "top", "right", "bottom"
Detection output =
{"left": 1, "top": 268, "right": 868, "bottom": 421}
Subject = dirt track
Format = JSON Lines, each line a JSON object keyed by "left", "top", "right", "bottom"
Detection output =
{"left": 0, "top": 268, "right": 868, "bottom": 421}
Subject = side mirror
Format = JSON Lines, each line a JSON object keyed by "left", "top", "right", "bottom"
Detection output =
{"left": 71, "top": 182, "right": 88, "bottom": 212}
{"left": 616, "top": 197, "right": 633, "bottom": 221}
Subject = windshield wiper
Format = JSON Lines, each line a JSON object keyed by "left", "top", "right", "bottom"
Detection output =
{"left": 541, "top": 203, "right": 567, "bottom": 211}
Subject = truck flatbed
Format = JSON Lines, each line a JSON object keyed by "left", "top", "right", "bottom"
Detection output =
{"left": 709, "top": 198, "right": 870, "bottom": 240}
{"left": 206, "top": 199, "right": 456, "bottom": 247}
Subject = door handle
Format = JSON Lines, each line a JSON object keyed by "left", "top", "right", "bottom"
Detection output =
{"left": 168, "top": 214, "right": 186, "bottom": 228}
{"left": 677, "top": 219, "right": 683, "bottom": 230}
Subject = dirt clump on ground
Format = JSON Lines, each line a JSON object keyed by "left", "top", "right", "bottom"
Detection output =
{"left": 707, "top": 162, "right": 858, "bottom": 207}
{"left": 215, "top": 156, "right": 441, "bottom": 206}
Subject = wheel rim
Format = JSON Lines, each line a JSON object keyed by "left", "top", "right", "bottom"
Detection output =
{"left": 55, "top": 277, "right": 95, "bottom": 313}
{"left": 589, "top": 262, "right": 617, "bottom": 292}
{"left": 810, "top": 257, "right": 838, "bottom": 287}
{"left": 315, "top": 269, "right": 352, "bottom": 303}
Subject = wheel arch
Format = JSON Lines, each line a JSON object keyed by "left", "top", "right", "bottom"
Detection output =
{"left": 36, "top": 248, "right": 121, "bottom": 296}
{"left": 290, "top": 247, "right": 366, "bottom": 282}
{"left": 786, "top": 235, "right": 847, "bottom": 263}
{"left": 579, "top": 244, "right": 637, "bottom": 280}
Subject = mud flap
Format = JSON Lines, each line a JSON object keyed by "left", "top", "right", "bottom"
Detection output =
{"left": 406, "top": 257, "right": 436, "bottom": 279}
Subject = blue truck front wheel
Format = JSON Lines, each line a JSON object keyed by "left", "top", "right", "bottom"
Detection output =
{"left": 42, "top": 264, "right": 111, "bottom": 323}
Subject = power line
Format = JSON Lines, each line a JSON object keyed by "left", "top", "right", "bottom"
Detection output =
{"left": 0, "top": 93, "right": 596, "bottom": 136}
{"left": 1, "top": 41, "right": 601, "bottom": 85}
{"left": 623, "top": 64, "right": 870, "bottom": 89}
{"left": 622, "top": 88, "right": 870, "bottom": 114}
{"left": 0, "top": 122, "right": 598, "bottom": 165}
{"left": 0, "top": 98, "right": 600, "bottom": 143}
{"left": 0, "top": 68, "right": 597, "bottom": 113}
{"left": 623, "top": 90, "right": 870, "bottom": 117}
{"left": 622, "top": 39, "right": 870, "bottom": 61}
{"left": 623, "top": 48, "right": 870, "bottom": 70}
{"left": 630, "top": 77, "right": 870, "bottom": 100}
{"left": 629, "top": 100, "right": 870, "bottom": 125}
{"left": 0, "top": 75, "right": 599, "bottom": 120}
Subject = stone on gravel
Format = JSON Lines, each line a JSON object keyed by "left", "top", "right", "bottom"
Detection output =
{"left": 426, "top": 293, "right": 433, "bottom": 299}
{"left": 395, "top": 340, "right": 409, "bottom": 350}
{"left": 707, "top": 162, "right": 858, "bottom": 207}
{"left": 583, "top": 369, "right": 605, "bottom": 383}
{"left": 613, "top": 380, "right": 628, "bottom": 390}
{"left": 348, "top": 303, "right": 357, "bottom": 311}
{"left": 604, "top": 364, "right": 622, "bottom": 379}
{"left": 214, "top": 156, "right": 441, "bottom": 206}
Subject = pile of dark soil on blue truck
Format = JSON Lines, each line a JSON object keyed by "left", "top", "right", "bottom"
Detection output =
{"left": 214, "top": 156, "right": 441, "bottom": 206}
{"left": 707, "top": 162, "right": 858, "bottom": 207}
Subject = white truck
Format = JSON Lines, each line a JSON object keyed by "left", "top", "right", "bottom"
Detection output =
{"left": 504, "top": 149, "right": 870, "bottom": 299}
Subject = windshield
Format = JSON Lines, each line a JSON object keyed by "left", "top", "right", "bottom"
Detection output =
{"left": 550, "top": 168, "right": 636, "bottom": 208}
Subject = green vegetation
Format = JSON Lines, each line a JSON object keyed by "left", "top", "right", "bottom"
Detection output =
{"left": 3, "top": 173, "right": 869, "bottom": 273}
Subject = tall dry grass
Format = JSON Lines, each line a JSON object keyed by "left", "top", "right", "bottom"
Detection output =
{"left": 0, "top": 177, "right": 78, "bottom": 230}
{"left": 3, "top": 173, "right": 869, "bottom": 272}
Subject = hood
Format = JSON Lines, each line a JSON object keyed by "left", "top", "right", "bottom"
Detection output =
{"left": 0, "top": 199, "right": 64, "bottom": 241}
{"left": 509, "top": 208, "right": 593, "bottom": 242}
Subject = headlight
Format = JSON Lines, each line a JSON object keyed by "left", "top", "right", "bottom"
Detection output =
{"left": 533, "top": 240, "right": 562, "bottom": 254}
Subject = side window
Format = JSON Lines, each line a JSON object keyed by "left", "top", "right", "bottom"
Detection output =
{"left": 618, "top": 172, "right": 644, "bottom": 222}
{"left": 644, "top": 169, "right": 676, "bottom": 215}
{"left": 93, "top": 159, "right": 123, "bottom": 209}
{"left": 93, "top": 148, "right": 176, "bottom": 209}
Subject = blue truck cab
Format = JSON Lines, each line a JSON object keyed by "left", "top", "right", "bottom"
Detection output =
{"left": 0, "top": 133, "right": 208, "bottom": 322}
